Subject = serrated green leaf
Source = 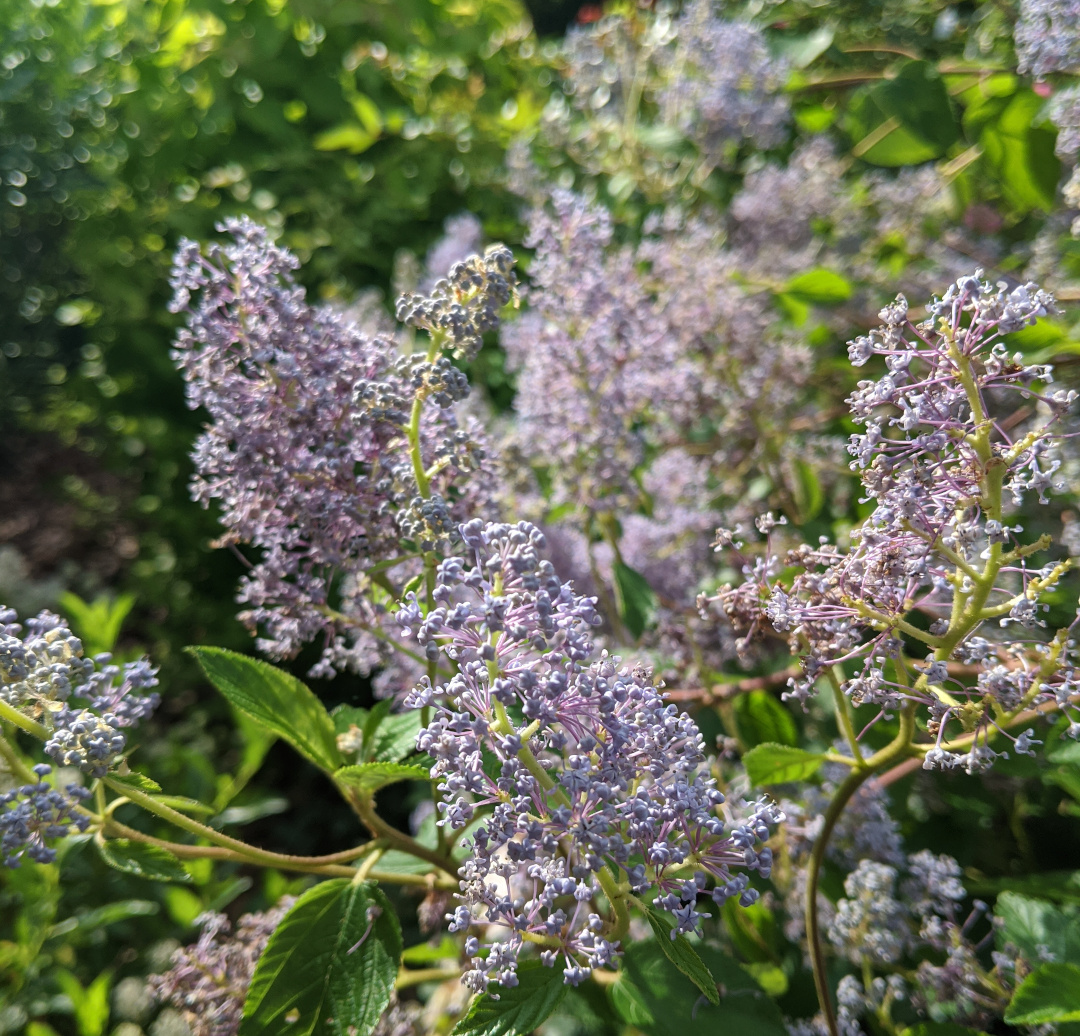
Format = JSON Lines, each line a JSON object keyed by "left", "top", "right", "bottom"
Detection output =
{"left": 613, "top": 561, "right": 657, "bottom": 640}
{"left": 369, "top": 710, "right": 423, "bottom": 764}
{"left": 240, "top": 879, "right": 401, "bottom": 1036}
{"left": 108, "top": 772, "right": 162, "bottom": 795}
{"left": 611, "top": 941, "right": 788, "bottom": 1036}
{"left": 995, "top": 892, "right": 1080, "bottom": 965}
{"left": 734, "top": 691, "right": 799, "bottom": 749}
{"left": 189, "top": 647, "right": 341, "bottom": 773}
{"left": 640, "top": 904, "right": 720, "bottom": 1006}
{"left": 783, "top": 269, "right": 852, "bottom": 305}
{"left": 1005, "top": 962, "right": 1080, "bottom": 1025}
{"left": 335, "top": 762, "right": 430, "bottom": 795}
{"left": 743, "top": 742, "right": 825, "bottom": 786}
{"left": 96, "top": 839, "right": 191, "bottom": 883}
{"left": 451, "top": 961, "right": 569, "bottom": 1036}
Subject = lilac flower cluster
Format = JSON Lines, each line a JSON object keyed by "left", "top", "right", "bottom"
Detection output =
{"left": 1015, "top": 0, "right": 1080, "bottom": 76}
{"left": 708, "top": 274, "right": 1079, "bottom": 768}
{"left": 149, "top": 899, "right": 294, "bottom": 1036}
{"left": 502, "top": 191, "right": 693, "bottom": 513}
{"left": 399, "top": 520, "right": 782, "bottom": 992}
{"left": 1, "top": 606, "right": 159, "bottom": 777}
{"left": 170, "top": 218, "right": 511, "bottom": 677}
{"left": 1, "top": 764, "right": 91, "bottom": 867}
{"left": 658, "top": 0, "right": 790, "bottom": 161}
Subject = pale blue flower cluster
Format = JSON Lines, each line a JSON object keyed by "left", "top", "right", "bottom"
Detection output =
{"left": 1, "top": 763, "right": 91, "bottom": 867}
{"left": 401, "top": 520, "right": 781, "bottom": 991}
{"left": 1, "top": 606, "right": 158, "bottom": 778}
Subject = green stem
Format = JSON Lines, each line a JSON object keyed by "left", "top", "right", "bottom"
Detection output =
{"left": 396, "top": 967, "right": 460, "bottom": 990}
{"left": 0, "top": 732, "right": 38, "bottom": 783}
{"left": 0, "top": 698, "right": 48, "bottom": 740}
{"left": 406, "top": 335, "right": 444, "bottom": 500}
{"left": 104, "top": 816, "right": 359, "bottom": 876}
{"left": 825, "top": 666, "right": 865, "bottom": 764}
{"left": 104, "top": 776, "right": 377, "bottom": 872}
{"left": 805, "top": 702, "right": 917, "bottom": 1036}
{"left": 346, "top": 790, "right": 458, "bottom": 877}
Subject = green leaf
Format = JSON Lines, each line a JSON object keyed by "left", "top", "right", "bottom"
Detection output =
{"left": 369, "top": 710, "right": 424, "bottom": 764}
{"left": 107, "top": 772, "right": 162, "bottom": 795}
{"left": 972, "top": 91, "right": 1059, "bottom": 213}
{"left": 151, "top": 795, "right": 218, "bottom": 816}
{"left": 59, "top": 591, "right": 134, "bottom": 656}
{"left": 744, "top": 964, "right": 787, "bottom": 997}
{"left": 240, "top": 879, "right": 402, "bottom": 1036}
{"left": 790, "top": 457, "right": 825, "bottom": 523}
{"left": 783, "top": 269, "right": 852, "bottom": 305}
{"left": 96, "top": 840, "right": 192, "bottom": 884}
{"left": 775, "top": 26, "right": 834, "bottom": 69}
{"left": 734, "top": 691, "right": 798, "bottom": 749}
{"left": 776, "top": 293, "right": 811, "bottom": 326}
{"left": 611, "top": 941, "right": 788, "bottom": 1036}
{"left": 995, "top": 892, "right": 1080, "bottom": 965}
{"left": 613, "top": 561, "right": 657, "bottom": 640}
{"left": 53, "top": 899, "right": 158, "bottom": 937}
{"left": 451, "top": 961, "right": 569, "bottom": 1036}
{"left": 165, "top": 886, "right": 204, "bottom": 926}
{"left": 335, "top": 762, "right": 430, "bottom": 795}
{"left": 331, "top": 705, "right": 370, "bottom": 737}
{"left": 848, "top": 60, "right": 960, "bottom": 166}
{"left": 1005, "top": 962, "right": 1080, "bottom": 1025}
{"left": 214, "top": 797, "right": 290, "bottom": 827}
{"left": 350, "top": 93, "right": 383, "bottom": 135}
{"left": 401, "top": 935, "right": 459, "bottom": 965}
{"left": 54, "top": 968, "right": 112, "bottom": 1036}
{"left": 314, "top": 122, "right": 377, "bottom": 153}
{"left": 640, "top": 903, "right": 720, "bottom": 1006}
{"left": 968, "top": 869, "right": 1080, "bottom": 905}
{"left": 743, "top": 742, "right": 825, "bottom": 786}
{"left": 189, "top": 647, "right": 341, "bottom": 773}
{"left": 1007, "top": 317, "right": 1069, "bottom": 352}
